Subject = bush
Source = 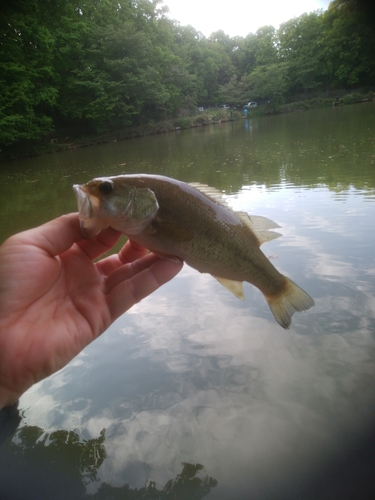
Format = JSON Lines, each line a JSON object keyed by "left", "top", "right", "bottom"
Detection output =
{"left": 211, "top": 109, "right": 230, "bottom": 121}
{"left": 279, "top": 97, "right": 335, "bottom": 113}
{"left": 173, "top": 117, "right": 192, "bottom": 129}
{"left": 155, "top": 120, "right": 174, "bottom": 133}
{"left": 192, "top": 114, "right": 210, "bottom": 126}
{"left": 340, "top": 92, "right": 363, "bottom": 104}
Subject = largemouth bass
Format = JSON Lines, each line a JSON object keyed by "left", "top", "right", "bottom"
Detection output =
{"left": 73, "top": 174, "right": 314, "bottom": 328}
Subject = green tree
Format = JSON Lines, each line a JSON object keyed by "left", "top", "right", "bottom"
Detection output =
{"left": 319, "top": 0, "right": 375, "bottom": 87}
{"left": 278, "top": 12, "right": 323, "bottom": 94}
{"left": 246, "top": 63, "right": 289, "bottom": 105}
{"left": 254, "top": 26, "right": 278, "bottom": 66}
{"left": 55, "top": 0, "right": 193, "bottom": 130}
{"left": 58, "top": 25, "right": 168, "bottom": 131}
{"left": 0, "top": 1, "right": 58, "bottom": 148}
{"left": 220, "top": 74, "right": 250, "bottom": 107}
{"left": 172, "top": 26, "right": 233, "bottom": 106}
{"left": 235, "top": 33, "right": 257, "bottom": 76}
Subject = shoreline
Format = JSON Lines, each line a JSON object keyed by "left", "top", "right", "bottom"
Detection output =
{"left": 1, "top": 92, "right": 373, "bottom": 162}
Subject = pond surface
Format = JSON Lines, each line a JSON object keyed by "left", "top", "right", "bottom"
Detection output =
{"left": 1, "top": 103, "right": 375, "bottom": 499}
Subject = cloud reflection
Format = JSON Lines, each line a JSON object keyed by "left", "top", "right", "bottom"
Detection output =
{"left": 19, "top": 261, "right": 375, "bottom": 497}
{"left": 17, "top": 186, "right": 375, "bottom": 498}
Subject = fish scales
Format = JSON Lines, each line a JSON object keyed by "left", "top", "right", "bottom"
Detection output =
{"left": 73, "top": 174, "right": 314, "bottom": 328}
{"left": 103, "top": 175, "right": 284, "bottom": 294}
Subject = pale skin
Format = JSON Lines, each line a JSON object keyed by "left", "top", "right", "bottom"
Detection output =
{"left": 0, "top": 213, "right": 183, "bottom": 409}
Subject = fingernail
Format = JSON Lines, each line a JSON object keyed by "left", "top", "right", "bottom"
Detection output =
{"left": 162, "top": 255, "right": 183, "bottom": 265}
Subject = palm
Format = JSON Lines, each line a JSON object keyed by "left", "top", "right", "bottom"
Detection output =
{"left": 0, "top": 214, "right": 182, "bottom": 407}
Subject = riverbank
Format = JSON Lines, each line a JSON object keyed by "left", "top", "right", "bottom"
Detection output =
{"left": 1, "top": 90, "right": 373, "bottom": 161}
{"left": 276, "top": 90, "right": 374, "bottom": 114}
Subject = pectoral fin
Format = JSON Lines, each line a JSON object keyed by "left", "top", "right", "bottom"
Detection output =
{"left": 214, "top": 277, "right": 245, "bottom": 300}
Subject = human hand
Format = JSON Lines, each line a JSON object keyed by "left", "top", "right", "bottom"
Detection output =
{"left": 0, "top": 214, "right": 183, "bottom": 408}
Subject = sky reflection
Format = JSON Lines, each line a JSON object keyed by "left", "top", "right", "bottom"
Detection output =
{"left": 7, "top": 105, "right": 375, "bottom": 498}
{"left": 19, "top": 186, "right": 375, "bottom": 496}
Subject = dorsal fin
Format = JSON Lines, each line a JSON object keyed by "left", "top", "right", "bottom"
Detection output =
{"left": 188, "top": 182, "right": 231, "bottom": 209}
{"left": 189, "top": 183, "right": 281, "bottom": 246}
{"left": 237, "top": 213, "right": 281, "bottom": 245}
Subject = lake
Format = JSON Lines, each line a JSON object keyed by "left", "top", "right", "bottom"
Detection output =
{"left": 1, "top": 103, "right": 375, "bottom": 499}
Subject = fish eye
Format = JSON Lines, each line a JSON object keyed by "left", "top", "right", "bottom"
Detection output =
{"left": 98, "top": 180, "right": 113, "bottom": 195}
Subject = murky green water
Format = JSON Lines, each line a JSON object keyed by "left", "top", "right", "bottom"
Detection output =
{"left": 1, "top": 103, "right": 375, "bottom": 499}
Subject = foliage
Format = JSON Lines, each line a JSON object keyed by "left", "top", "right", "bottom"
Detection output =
{"left": 339, "top": 92, "right": 370, "bottom": 104}
{"left": 246, "top": 63, "right": 290, "bottom": 106}
{"left": 220, "top": 74, "right": 250, "bottom": 107}
{"left": 0, "top": 2, "right": 58, "bottom": 147}
{"left": 278, "top": 12, "right": 324, "bottom": 94}
{"left": 1, "top": 0, "right": 374, "bottom": 153}
{"left": 319, "top": 1, "right": 375, "bottom": 87}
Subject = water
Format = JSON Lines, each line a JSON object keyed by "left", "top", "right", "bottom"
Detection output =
{"left": 1, "top": 103, "right": 375, "bottom": 499}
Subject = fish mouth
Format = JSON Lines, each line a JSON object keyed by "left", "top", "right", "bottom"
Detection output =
{"left": 73, "top": 184, "right": 92, "bottom": 218}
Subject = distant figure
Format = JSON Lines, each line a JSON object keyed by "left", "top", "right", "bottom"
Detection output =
{"left": 243, "top": 108, "right": 248, "bottom": 118}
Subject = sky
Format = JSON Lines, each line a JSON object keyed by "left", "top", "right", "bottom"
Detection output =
{"left": 164, "top": 0, "right": 332, "bottom": 38}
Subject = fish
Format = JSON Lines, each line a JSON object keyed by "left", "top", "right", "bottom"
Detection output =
{"left": 73, "top": 174, "right": 314, "bottom": 328}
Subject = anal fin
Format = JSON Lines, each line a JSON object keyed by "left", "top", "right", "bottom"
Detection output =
{"left": 214, "top": 276, "right": 245, "bottom": 300}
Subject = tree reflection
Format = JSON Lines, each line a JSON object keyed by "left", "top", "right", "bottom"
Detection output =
{"left": 0, "top": 424, "right": 218, "bottom": 500}
{"left": 97, "top": 463, "right": 217, "bottom": 499}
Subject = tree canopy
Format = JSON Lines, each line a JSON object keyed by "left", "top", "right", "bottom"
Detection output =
{"left": 1, "top": 0, "right": 374, "bottom": 151}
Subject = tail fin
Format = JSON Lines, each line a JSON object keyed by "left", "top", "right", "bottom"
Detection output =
{"left": 265, "top": 277, "right": 314, "bottom": 329}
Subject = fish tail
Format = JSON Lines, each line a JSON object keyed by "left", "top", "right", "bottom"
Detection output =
{"left": 265, "top": 277, "right": 314, "bottom": 329}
